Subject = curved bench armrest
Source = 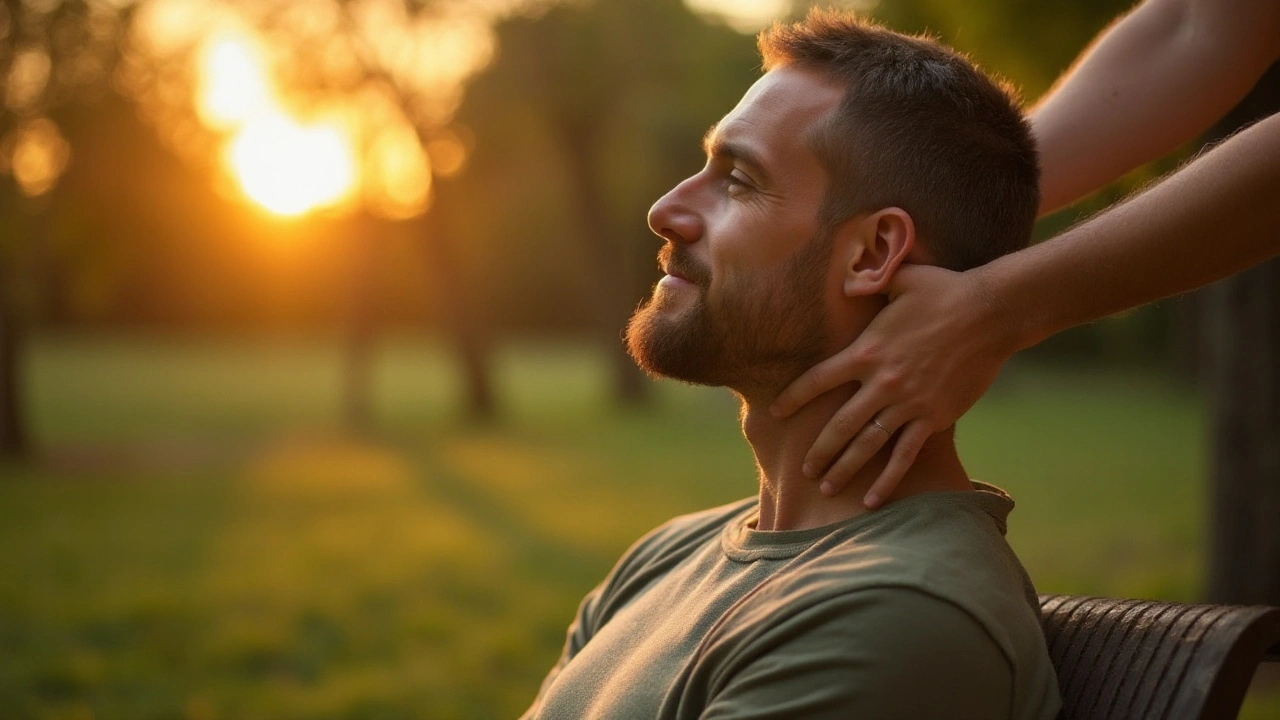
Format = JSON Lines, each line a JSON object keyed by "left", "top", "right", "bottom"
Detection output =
{"left": 1040, "top": 594, "right": 1280, "bottom": 720}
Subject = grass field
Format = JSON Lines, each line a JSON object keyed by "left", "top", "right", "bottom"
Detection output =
{"left": 0, "top": 334, "right": 1275, "bottom": 719}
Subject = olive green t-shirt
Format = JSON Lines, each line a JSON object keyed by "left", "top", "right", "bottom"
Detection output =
{"left": 521, "top": 483, "right": 1060, "bottom": 720}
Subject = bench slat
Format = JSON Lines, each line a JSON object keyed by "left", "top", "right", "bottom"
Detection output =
{"left": 1040, "top": 595, "right": 1280, "bottom": 720}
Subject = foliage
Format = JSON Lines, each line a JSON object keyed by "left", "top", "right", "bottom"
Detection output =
{"left": 1, "top": 0, "right": 127, "bottom": 198}
{"left": 440, "top": 0, "right": 759, "bottom": 330}
{"left": 1, "top": 0, "right": 132, "bottom": 321}
{"left": 2, "top": 335, "right": 1277, "bottom": 718}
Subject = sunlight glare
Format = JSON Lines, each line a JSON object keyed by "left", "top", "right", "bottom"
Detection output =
{"left": 8, "top": 118, "right": 71, "bottom": 198}
{"left": 366, "top": 124, "right": 431, "bottom": 219}
{"left": 198, "top": 31, "right": 272, "bottom": 130}
{"left": 186, "top": 5, "right": 492, "bottom": 220}
{"left": 684, "top": 0, "right": 880, "bottom": 32}
{"left": 134, "top": 0, "right": 219, "bottom": 57}
{"left": 227, "top": 114, "right": 356, "bottom": 217}
{"left": 4, "top": 48, "right": 52, "bottom": 112}
{"left": 195, "top": 27, "right": 358, "bottom": 217}
{"left": 427, "top": 127, "right": 471, "bottom": 178}
{"left": 684, "top": 0, "right": 789, "bottom": 32}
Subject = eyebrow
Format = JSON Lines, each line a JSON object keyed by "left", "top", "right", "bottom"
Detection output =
{"left": 702, "top": 123, "right": 773, "bottom": 187}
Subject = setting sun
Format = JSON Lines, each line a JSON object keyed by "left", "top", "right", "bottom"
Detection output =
{"left": 197, "top": 32, "right": 272, "bottom": 130}
{"left": 196, "top": 29, "right": 358, "bottom": 217}
{"left": 226, "top": 114, "right": 356, "bottom": 217}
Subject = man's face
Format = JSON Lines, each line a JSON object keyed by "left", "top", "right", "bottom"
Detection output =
{"left": 626, "top": 65, "right": 844, "bottom": 391}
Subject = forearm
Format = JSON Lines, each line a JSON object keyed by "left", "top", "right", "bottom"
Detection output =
{"left": 1031, "top": 0, "right": 1280, "bottom": 214}
{"left": 987, "top": 112, "right": 1280, "bottom": 350}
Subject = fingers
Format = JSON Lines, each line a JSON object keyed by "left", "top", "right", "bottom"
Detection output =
{"left": 862, "top": 421, "right": 932, "bottom": 509}
{"left": 771, "top": 349, "right": 871, "bottom": 419}
{"left": 803, "top": 389, "right": 887, "bottom": 480}
{"left": 815, "top": 407, "right": 907, "bottom": 496}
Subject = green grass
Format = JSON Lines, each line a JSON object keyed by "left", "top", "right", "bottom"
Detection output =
{"left": 0, "top": 334, "right": 1275, "bottom": 719}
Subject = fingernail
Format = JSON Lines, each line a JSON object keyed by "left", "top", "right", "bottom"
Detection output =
{"left": 863, "top": 492, "right": 881, "bottom": 509}
{"left": 802, "top": 462, "right": 815, "bottom": 478}
{"left": 820, "top": 481, "right": 835, "bottom": 496}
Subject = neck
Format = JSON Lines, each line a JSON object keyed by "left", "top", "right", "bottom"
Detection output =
{"left": 737, "top": 382, "right": 971, "bottom": 531}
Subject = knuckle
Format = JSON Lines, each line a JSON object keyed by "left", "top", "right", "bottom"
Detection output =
{"left": 907, "top": 396, "right": 934, "bottom": 415}
{"left": 830, "top": 412, "right": 860, "bottom": 438}
{"left": 803, "top": 370, "right": 827, "bottom": 394}
{"left": 853, "top": 341, "right": 883, "bottom": 364}
{"left": 899, "top": 375, "right": 922, "bottom": 395}
{"left": 894, "top": 435, "right": 925, "bottom": 457}
{"left": 879, "top": 369, "right": 905, "bottom": 391}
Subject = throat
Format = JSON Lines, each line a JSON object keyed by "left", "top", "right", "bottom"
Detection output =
{"left": 739, "top": 391, "right": 969, "bottom": 532}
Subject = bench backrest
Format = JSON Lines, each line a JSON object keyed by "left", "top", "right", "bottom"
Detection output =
{"left": 1040, "top": 594, "right": 1280, "bottom": 720}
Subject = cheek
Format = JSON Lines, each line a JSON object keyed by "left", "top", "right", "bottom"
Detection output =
{"left": 712, "top": 233, "right": 796, "bottom": 282}
{"left": 704, "top": 263, "right": 753, "bottom": 317}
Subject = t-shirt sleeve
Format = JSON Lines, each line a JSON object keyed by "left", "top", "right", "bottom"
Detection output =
{"left": 518, "top": 580, "right": 604, "bottom": 720}
{"left": 521, "top": 507, "right": 728, "bottom": 719}
{"left": 699, "top": 586, "right": 1014, "bottom": 720}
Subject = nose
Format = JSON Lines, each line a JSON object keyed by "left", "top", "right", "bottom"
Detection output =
{"left": 647, "top": 175, "right": 703, "bottom": 245}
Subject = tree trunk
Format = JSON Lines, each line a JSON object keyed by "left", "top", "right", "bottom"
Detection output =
{"left": 419, "top": 209, "right": 495, "bottom": 421}
{"left": 558, "top": 128, "right": 650, "bottom": 407}
{"left": 1205, "top": 259, "right": 1280, "bottom": 604}
{"left": 1203, "top": 62, "right": 1280, "bottom": 604}
{"left": 0, "top": 298, "right": 25, "bottom": 460}
{"left": 342, "top": 218, "right": 377, "bottom": 432}
{"left": 0, "top": 181, "right": 29, "bottom": 461}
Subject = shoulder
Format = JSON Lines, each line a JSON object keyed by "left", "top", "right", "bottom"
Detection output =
{"left": 557, "top": 498, "right": 757, "bottom": 659}
{"left": 723, "top": 583, "right": 1007, "bottom": 667}
{"left": 615, "top": 497, "right": 756, "bottom": 575}
{"left": 715, "top": 489, "right": 1060, "bottom": 717}
{"left": 591, "top": 497, "right": 756, "bottom": 615}
{"left": 699, "top": 587, "right": 1023, "bottom": 719}
{"left": 807, "top": 487, "right": 1043, "bottom": 622}
{"left": 780, "top": 488, "right": 1036, "bottom": 607}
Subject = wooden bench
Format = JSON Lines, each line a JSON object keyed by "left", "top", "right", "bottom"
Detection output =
{"left": 1040, "top": 594, "right": 1280, "bottom": 720}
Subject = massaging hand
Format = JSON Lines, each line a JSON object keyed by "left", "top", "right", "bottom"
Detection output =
{"left": 770, "top": 263, "right": 1019, "bottom": 508}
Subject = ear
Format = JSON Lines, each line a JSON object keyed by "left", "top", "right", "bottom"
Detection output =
{"left": 837, "top": 207, "right": 915, "bottom": 298}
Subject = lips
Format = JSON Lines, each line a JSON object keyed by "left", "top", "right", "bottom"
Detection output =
{"left": 658, "top": 244, "right": 710, "bottom": 287}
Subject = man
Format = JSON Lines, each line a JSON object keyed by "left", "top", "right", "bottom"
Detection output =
{"left": 521, "top": 11, "right": 1059, "bottom": 719}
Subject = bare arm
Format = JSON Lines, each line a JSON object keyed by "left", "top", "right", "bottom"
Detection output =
{"left": 998, "top": 112, "right": 1280, "bottom": 351}
{"left": 1034, "top": 0, "right": 1280, "bottom": 214}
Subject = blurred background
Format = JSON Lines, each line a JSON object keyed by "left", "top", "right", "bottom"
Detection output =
{"left": 1, "top": 0, "right": 1277, "bottom": 717}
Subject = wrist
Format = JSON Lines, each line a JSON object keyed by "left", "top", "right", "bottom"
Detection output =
{"left": 968, "top": 261, "right": 1036, "bottom": 356}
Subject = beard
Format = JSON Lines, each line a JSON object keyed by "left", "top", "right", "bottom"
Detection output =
{"left": 625, "top": 234, "right": 831, "bottom": 392}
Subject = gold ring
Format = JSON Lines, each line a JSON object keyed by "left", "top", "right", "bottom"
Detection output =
{"left": 870, "top": 419, "right": 893, "bottom": 437}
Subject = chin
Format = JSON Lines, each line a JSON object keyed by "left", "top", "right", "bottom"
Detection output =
{"left": 624, "top": 294, "right": 721, "bottom": 386}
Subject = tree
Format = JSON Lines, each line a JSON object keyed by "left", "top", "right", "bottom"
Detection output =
{"left": 1203, "top": 62, "right": 1280, "bottom": 605}
{"left": 1, "top": 0, "right": 130, "bottom": 459}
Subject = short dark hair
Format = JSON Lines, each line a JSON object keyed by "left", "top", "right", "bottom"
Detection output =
{"left": 759, "top": 9, "right": 1039, "bottom": 270}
